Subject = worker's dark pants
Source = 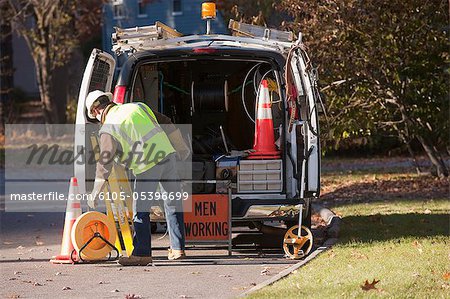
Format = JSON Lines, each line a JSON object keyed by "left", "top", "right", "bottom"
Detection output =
{"left": 132, "top": 153, "right": 185, "bottom": 256}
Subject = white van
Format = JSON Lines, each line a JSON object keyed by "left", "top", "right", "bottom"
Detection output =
{"left": 74, "top": 19, "right": 321, "bottom": 243}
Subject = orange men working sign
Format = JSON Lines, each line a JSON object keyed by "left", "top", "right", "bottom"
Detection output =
{"left": 184, "top": 194, "right": 230, "bottom": 241}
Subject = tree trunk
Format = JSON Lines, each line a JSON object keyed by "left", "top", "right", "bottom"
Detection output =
{"left": 395, "top": 97, "right": 448, "bottom": 178}
{"left": 404, "top": 138, "right": 423, "bottom": 174}
{"left": 416, "top": 135, "right": 449, "bottom": 178}
{"left": 0, "top": 2, "right": 13, "bottom": 131}
{"left": 34, "top": 50, "right": 60, "bottom": 124}
{"left": 394, "top": 124, "right": 423, "bottom": 174}
{"left": 52, "top": 65, "right": 68, "bottom": 124}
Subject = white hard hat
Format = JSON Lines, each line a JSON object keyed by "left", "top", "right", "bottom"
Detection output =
{"left": 86, "top": 90, "right": 113, "bottom": 119}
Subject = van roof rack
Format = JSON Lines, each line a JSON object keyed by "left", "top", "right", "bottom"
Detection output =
{"left": 228, "top": 19, "right": 294, "bottom": 43}
{"left": 112, "top": 21, "right": 183, "bottom": 54}
{"left": 112, "top": 21, "right": 298, "bottom": 55}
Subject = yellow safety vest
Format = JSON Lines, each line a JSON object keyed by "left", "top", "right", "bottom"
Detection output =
{"left": 100, "top": 102, "right": 175, "bottom": 175}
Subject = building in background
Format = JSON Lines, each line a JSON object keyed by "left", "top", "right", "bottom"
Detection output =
{"left": 102, "top": 0, "right": 227, "bottom": 55}
{"left": 7, "top": 1, "right": 227, "bottom": 99}
{"left": 11, "top": 34, "right": 39, "bottom": 97}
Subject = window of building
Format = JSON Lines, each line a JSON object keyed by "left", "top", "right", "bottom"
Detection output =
{"left": 112, "top": 0, "right": 124, "bottom": 19}
{"left": 138, "top": 0, "right": 147, "bottom": 17}
{"left": 173, "top": 0, "right": 182, "bottom": 16}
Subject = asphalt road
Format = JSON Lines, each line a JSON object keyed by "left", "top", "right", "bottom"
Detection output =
{"left": 0, "top": 211, "right": 305, "bottom": 299}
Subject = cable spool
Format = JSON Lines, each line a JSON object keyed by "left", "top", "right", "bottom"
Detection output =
{"left": 191, "top": 80, "right": 229, "bottom": 112}
{"left": 71, "top": 211, "right": 117, "bottom": 261}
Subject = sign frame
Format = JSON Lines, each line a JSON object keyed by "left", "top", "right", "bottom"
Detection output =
{"left": 184, "top": 181, "right": 232, "bottom": 256}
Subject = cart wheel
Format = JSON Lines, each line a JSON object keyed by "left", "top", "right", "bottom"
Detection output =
{"left": 71, "top": 212, "right": 117, "bottom": 261}
{"left": 283, "top": 225, "right": 313, "bottom": 259}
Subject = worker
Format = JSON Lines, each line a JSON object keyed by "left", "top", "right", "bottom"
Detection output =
{"left": 85, "top": 90, "right": 186, "bottom": 266}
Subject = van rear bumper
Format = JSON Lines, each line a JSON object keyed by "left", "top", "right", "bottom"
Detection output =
{"left": 231, "top": 196, "right": 303, "bottom": 218}
{"left": 150, "top": 194, "right": 308, "bottom": 221}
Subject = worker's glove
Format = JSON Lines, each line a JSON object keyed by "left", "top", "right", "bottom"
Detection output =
{"left": 87, "top": 178, "right": 106, "bottom": 209}
{"left": 168, "top": 129, "right": 191, "bottom": 161}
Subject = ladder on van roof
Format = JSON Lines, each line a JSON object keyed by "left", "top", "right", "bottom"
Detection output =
{"left": 112, "top": 20, "right": 297, "bottom": 55}
{"left": 112, "top": 21, "right": 183, "bottom": 54}
{"left": 228, "top": 19, "right": 294, "bottom": 43}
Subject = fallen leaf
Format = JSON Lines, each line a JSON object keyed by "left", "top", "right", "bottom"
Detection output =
{"left": 191, "top": 271, "right": 200, "bottom": 275}
{"left": 351, "top": 251, "right": 368, "bottom": 260}
{"left": 443, "top": 272, "right": 450, "bottom": 280}
{"left": 361, "top": 279, "right": 380, "bottom": 291}
{"left": 62, "top": 287, "right": 71, "bottom": 291}
{"left": 261, "top": 267, "right": 270, "bottom": 275}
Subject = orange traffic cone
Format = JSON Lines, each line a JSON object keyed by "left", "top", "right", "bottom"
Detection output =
{"left": 248, "top": 79, "right": 281, "bottom": 159}
{"left": 50, "top": 177, "right": 82, "bottom": 264}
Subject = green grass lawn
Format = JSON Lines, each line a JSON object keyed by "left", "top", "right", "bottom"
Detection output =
{"left": 248, "top": 198, "right": 449, "bottom": 298}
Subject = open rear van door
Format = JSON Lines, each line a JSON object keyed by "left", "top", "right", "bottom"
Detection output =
{"left": 290, "top": 49, "right": 320, "bottom": 198}
{"left": 74, "top": 49, "right": 115, "bottom": 193}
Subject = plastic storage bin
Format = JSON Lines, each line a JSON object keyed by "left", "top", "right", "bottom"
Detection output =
{"left": 237, "top": 160, "right": 282, "bottom": 193}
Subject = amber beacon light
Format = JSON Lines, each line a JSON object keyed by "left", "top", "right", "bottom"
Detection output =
{"left": 202, "top": 2, "right": 216, "bottom": 34}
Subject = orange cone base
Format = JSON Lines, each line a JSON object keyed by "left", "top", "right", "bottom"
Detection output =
{"left": 247, "top": 151, "right": 281, "bottom": 159}
{"left": 50, "top": 254, "right": 78, "bottom": 264}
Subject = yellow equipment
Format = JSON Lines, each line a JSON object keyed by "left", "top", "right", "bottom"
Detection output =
{"left": 70, "top": 134, "right": 135, "bottom": 262}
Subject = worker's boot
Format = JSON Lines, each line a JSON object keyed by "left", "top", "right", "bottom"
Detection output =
{"left": 118, "top": 255, "right": 152, "bottom": 266}
{"left": 168, "top": 249, "right": 186, "bottom": 260}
